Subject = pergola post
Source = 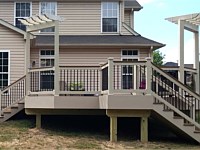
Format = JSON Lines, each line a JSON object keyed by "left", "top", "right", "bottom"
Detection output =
{"left": 178, "top": 20, "right": 185, "bottom": 84}
{"left": 194, "top": 31, "right": 199, "bottom": 93}
{"left": 54, "top": 21, "right": 59, "bottom": 96}
{"left": 25, "top": 33, "right": 31, "bottom": 94}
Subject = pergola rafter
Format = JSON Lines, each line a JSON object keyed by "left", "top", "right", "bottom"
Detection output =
{"left": 19, "top": 14, "right": 64, "bottom": 96}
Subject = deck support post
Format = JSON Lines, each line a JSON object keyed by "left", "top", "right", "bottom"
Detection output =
{"left": 54, "top": 21, "right": 60, "bottom": 96}
{"left": 110, "top": 116, "right": 117, "bottom": 142}
{"left": 108, "top": 57, "right": 114, "bottom": 95}
{"left": 140, "top": 117, "right": 148, "bottom": 142}
{"left": 36, "top": 114, "right": 41, "bottom": 128}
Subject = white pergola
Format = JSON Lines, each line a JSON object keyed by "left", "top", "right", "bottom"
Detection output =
{"left": 166, "top": 13, "right": 200, "bottom": 93}
{"left": 20, "top": 14, "right": 64, "bottom": 96}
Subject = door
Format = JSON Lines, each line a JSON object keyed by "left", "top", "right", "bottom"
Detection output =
{"left": 40, "top": 50, "right": 54, "bottom": 91}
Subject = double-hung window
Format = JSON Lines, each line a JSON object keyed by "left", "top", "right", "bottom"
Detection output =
{"left": 101, "top": 2, "right": 119, "bottom": 33}
{"left": 40, "top": 2, "right": 57, "bottom": 32}
{"left": 15, "top": 2, "right": 31, "bottom": 31}
{"left": 0, "top": 51, "right": 9, "bottom": 90}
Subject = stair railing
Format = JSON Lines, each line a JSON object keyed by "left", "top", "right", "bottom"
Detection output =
{"left": 151, "top": 62, "right": 200, "bottom": 127}
{"left": 0, "top": 75, "right": 26, "bottom": 112}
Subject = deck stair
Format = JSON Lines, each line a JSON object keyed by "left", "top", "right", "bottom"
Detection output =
{"left": 150, "top": 63, "right": 200, "bottom": 143}
{"left": 0, "top": 76, "right": 26, "bottom": 123}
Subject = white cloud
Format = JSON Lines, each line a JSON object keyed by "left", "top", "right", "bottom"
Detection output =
{"left": 164, "top": 38, "right": 195, "bottom": 65}
{"left": 137, "top": 0, "right": 156, "bottom": 5}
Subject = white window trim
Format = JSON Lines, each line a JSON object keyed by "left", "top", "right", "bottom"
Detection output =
{"left": 39, "top": 50, "right": 55, "bottom": 67}
{"left": 39, "top": 2, "right": 57, "bottom": 33}
{"left": 0, "top": 50, "right": 10, "bottom": 87}
{"left": 101, "top": 2, "right": 120, "bottom": 34}
{"left": 121, "top": 49, "right": 140, "bottom": 61}
{"left": 14, "top": 2, "right": 32, "bottom": 26}
{"left": 39, "top": 2, "right": 58, "bottom": 16}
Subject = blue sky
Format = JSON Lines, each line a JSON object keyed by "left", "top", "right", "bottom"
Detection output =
{"left": 135, "top": 0, "right": 200, "bottom": 64}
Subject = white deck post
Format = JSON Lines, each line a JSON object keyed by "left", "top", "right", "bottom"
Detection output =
{"left": 178, "top": 20, "right": 185, "bottom": 84}
{"left": 194, "top": 31, "right": 199, "bottom": 94}
{"left": 25, "top": 33, "right": 31, "bottom": 95}
{"left": 54, "top": 21, "right": 59, "bottom": 96}
{"left": 108, "top": 57, "right": 114, "bottom": 95}
{"left": 146, "top": 58, "right": 152, "bottom": 94}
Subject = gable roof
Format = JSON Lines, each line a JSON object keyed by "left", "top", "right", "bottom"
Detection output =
{"left": 125, "top": 0, "right": 143, "bottom": 11}
{"left": 0, "top": 19, "right": 34, "bottom": 39}
{"left": 34, "top": 35, "right": 165, "bottom": 49}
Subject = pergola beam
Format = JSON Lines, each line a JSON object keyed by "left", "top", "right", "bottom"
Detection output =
{"left": 184, "top": 21, "right": 199, "bottom": 33}
{"left": 26, "top": 21, "right": 55, "bottom": 32}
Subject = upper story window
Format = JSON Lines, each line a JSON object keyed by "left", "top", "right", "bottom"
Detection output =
{"left": 15, "top": 2, "right": 31, "bottom": 31}
{"left": 40, "top": 2, "right": 57, "bottom": 32}
{"left": 101, "top": 2, "right": 119, "bottom": 33}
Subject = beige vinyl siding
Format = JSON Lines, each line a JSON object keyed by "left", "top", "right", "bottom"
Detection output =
{"left": 32, "top": 1, "right": 39, "bottom": 16}
{"left": 30, "top": 48, "right": 151, "bottom": 67}
{"left": 0, "top": 24, "right": 25, "bottom": 84}
{"left": 57, "top": 2, "right": 101, "bottom": 35}
{"left": 0, "top": 1, "right": 14, "bottom": 24}
{"left": 139, "top": 49, "right": 150, "bottom": 61}
{"left": 124, "top": 10, "right": 131, "bottom": 26}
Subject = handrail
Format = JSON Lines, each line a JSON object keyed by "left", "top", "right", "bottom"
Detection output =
{"left": 2, "top": 75, "right": 26, "bottom": 93}
{"left": 60, "top": 66, "right": 100, "bottom": 68}
{"left": 151, "top": 63, "right": 200, "bottom": 100}
{"left": 114, "top": 61, "right": 146, "bottom": 66}
{"left": 29, "top": 67, "right": 55, "bottom": 73}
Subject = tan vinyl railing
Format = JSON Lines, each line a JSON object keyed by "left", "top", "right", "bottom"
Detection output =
{"left": 151, "top": 62, "right": 200, "bottom": 128}
{"left": 0, "top": 75, "right": 26, "bottom": 111}
{"left": 59, "top": 66, "right": 101, "bottom": 95}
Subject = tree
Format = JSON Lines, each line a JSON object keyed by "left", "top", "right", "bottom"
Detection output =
{"left": 153, "top": 50, "right": 165, "bottom": 66}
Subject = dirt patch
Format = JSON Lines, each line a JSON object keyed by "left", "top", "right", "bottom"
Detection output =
{"left": 0, "top": 120, "right": 199, "bottom": 149}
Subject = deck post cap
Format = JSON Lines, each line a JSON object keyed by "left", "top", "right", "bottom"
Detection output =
{"left": 108, "top": 57, "right": 114, "bottom": 60}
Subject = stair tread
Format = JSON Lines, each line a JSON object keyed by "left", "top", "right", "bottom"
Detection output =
{"left": 18, "top": 101, "right": 24, "bottom": 104}
{"left": 184, "top": 123, "right": 194, "bottom": 126}
{"left": 3, "top": 108, "right": 12, "bottom": 113}
{"left": 173, "top": 116, "right": 183, "bottom": 119}
{"left": 163, "top": 109, "right": 173, "bottom": 112}
{"left": 194, "top": 130, "right": 200, "bottom": 133}
{"left": 11, "top": 104, "right": 19, "bottom": 108}
{"left": 153, "top": 103, "right": 163, "bottom": 105}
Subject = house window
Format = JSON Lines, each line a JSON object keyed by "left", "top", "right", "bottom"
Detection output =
{"left": 40, "top": 2, "right": 57, "bottom": 32}
{"left": 15, "top": 2, "right": 31, "bottom": 31}
{"left": 40, "top": 50, "right": 54, "bottom": 90}
{"left": 121, "top": 50, "right": 139, "bottom": 89}
{"left": 0, "top": 51, "right": 9, "bottom": 90}
{"left": 101, "top": 2, "right": 119, "bottom": 32}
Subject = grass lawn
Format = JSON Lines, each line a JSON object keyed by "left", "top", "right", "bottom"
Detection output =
{"left": 0, "top": 118, "right": 199, "bottom": 149}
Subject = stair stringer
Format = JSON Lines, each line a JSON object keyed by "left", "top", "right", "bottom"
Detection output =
{"left": 0, "top": 99, "right": 25, "bottom": 123}
{"left": 152, "top": 94, "right": 200, "bottom": 143}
